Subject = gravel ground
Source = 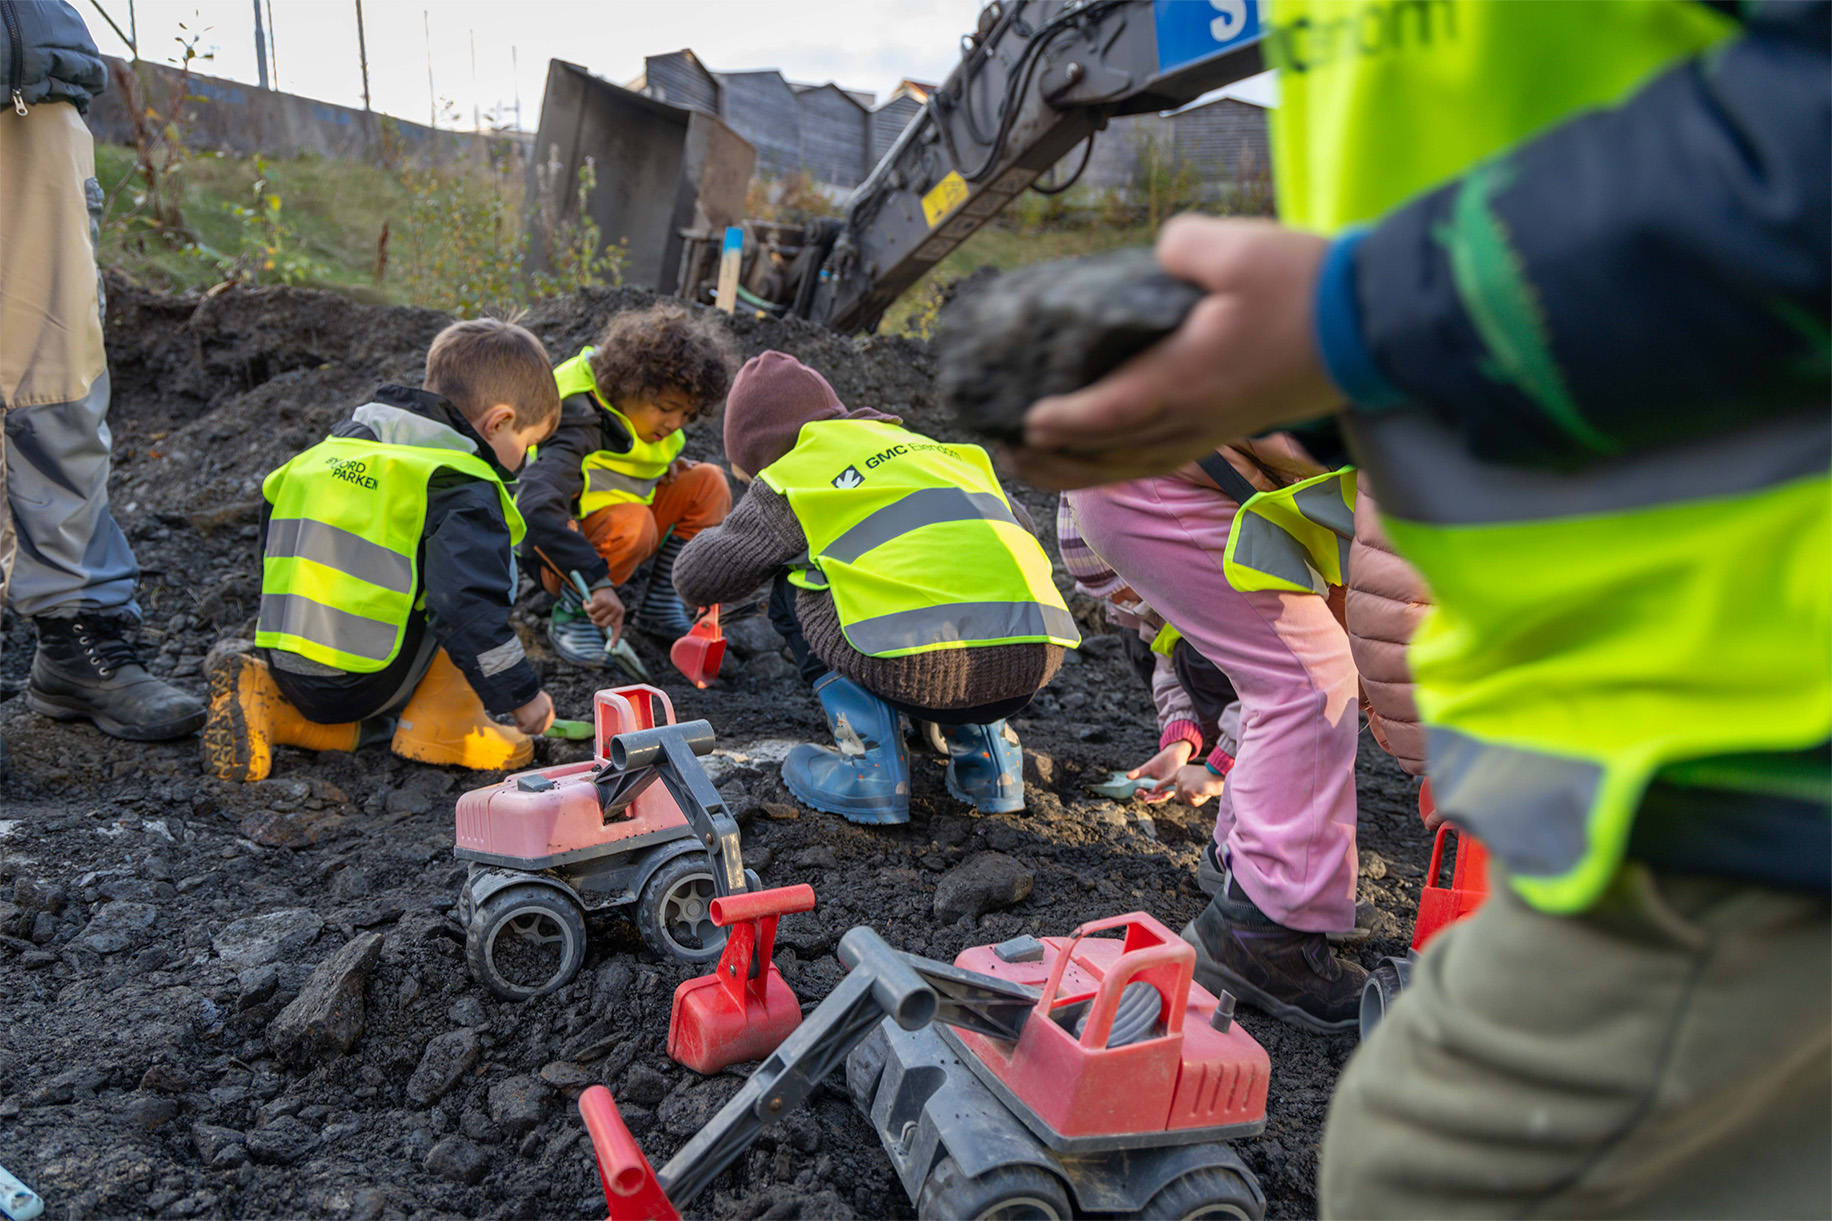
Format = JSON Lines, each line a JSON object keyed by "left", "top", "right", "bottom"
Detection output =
{"left": 0, "top": 279, "right": 1432, "bottom": 1220}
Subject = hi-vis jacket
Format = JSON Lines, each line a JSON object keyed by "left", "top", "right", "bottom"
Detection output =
{"left": 758, "top": 419, "right": 1079, "bottom": 658}
{"left": 515, "top": 349, "right": 684, "bottom": 585}
{"left": 255, "top": 386, "right": 541, "bottom": 714}
{"left": 1275, "top": 0, "right": 1831, "bottom": 910}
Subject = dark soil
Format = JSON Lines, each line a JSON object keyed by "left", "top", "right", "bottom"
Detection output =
{"left": 0, "top": 278, "right": 1432, "bottom": 1221}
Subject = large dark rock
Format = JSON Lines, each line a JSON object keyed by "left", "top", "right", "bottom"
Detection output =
{"left": 935, "top": 248, "right": 1202, "bottom": 443}
{"left": 266, "top": 932, "right": 384, "bottom": 1063}
{"left": 247, "top": 1115, "right": 318, "bottom": 1165}
{"left": 933, "top": 852, "right": 1035, "bottom": 923}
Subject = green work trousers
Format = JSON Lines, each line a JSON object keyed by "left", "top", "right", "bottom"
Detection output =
{"left": 1321, "top": 864, "right": 1831, "bottom": 1218}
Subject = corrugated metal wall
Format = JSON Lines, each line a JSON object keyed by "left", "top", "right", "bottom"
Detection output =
{"left": 870, "top": 96, "right": 923, "bottom": 165}
{"left": 642, "top": 52, "right": 720, "bottom": 115}
{"left": 795, "top": 85, "right": 869, "bottom": 188}
{"left": 1078, "top": 99, "right": 1270, "bottom": 193}
{"left": 719, "top": 72, "right": 803, "bottom": 178}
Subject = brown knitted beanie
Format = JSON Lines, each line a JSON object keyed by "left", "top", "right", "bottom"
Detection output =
{"left": 723, "top": 350, "right": 899, "bottom": 478}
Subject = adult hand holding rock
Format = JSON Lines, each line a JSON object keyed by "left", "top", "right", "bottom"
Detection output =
{"left": 1013, "top": 217, "right": 1342, "bottom": 490}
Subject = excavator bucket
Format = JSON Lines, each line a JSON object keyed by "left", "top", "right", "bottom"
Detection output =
{"left": 667, "top": 884, "right": 816, "bottom": 1073}
{"left": 669, "top": 604, "right": 724, "bottom": 690}
{"left": 579, "top": 1085, "right": 680, "bottom": 1221}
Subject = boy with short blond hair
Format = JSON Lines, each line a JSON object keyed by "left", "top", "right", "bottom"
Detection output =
{"left": 516, "top": 303, "right": 737, "bottom": 663}
{"left": 203, "top": 317, "right": 561, "bottom": 782}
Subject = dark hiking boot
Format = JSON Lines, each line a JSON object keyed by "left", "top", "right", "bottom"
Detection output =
{"left": 28, "top": 615, "right": 207, "bottom": 741}
{"left": 1181, "top": 876, "right": 1367, "bottom": 1034}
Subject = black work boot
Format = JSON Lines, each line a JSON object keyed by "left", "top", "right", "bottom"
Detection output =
{"left": 1182, "top": 874, "right": 1368, "bottom": 1034}
{"left": 28, "top": 615, "right": 207, "bottom": 742}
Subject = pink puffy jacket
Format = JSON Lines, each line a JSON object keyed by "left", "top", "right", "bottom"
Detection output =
{"left": 1344, "top": 475, "right": 1431, "bottom": 777}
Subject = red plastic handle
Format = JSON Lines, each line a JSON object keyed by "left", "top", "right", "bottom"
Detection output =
{"left": 579, "top": 1086, "right": 679, "bottom": 1221}
{"left": 709, "top": 883, "right": 816, "bottom": 927}
{"left": 1036, "top": 911, "right": 1171, "bottom": 1011}
{"left": 1076, "top": 942, "right": 1190, "bottom": 1048}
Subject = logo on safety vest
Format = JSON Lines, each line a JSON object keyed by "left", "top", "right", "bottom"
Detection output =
{"left": 325, "top": 456, "right": 379, "bottom": 490}
{"left": 831, "top": 466, "right": 864, "bottom": 489}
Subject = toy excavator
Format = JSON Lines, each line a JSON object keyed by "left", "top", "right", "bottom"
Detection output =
{"left": 581, "top": 912, "right": 1271, "bottom": 1220}
{"left": 454, "top": 685, "right": 781, "bottom": 999}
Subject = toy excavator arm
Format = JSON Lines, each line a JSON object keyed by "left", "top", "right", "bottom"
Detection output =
{"left": 655, "top": 927, "right": 936, "bottom": 1208}
{"left": 605, "top": 720, "right": 748, "bottom": 897}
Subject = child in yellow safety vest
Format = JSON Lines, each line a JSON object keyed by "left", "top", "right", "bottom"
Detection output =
{"left": 514, "top": 305, "right": 738, "bottom": 666}
{"left": 200, "top": 318, "right": 562, "bottom": 783}
{"left": 672, "top": 351, "right": 1078, "bottom": 826}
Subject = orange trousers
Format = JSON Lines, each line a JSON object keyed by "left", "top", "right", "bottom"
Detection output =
{"left": 539, "top": 460, "right": 731, "bottom": 593}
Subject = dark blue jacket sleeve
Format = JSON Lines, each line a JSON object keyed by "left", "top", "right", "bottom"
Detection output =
{"left": 3, "top": 1, "right": 107, "bottom": 111}
{"left": 1317, "top": 0, "right": 1830, "bottom": 468}
{"left": 423, "top": 475, "right": 542, "bottom": 714}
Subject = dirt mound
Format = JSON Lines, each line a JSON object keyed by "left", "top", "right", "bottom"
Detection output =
{"left": 0, "top": 280, "right": 1432, "bottom": 1220}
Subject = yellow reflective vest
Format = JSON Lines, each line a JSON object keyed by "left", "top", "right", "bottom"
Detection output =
{"left": 257, "top": 433, "right": 523, "bottom": 672}
{"left": 553, "top": 348, "right": 684, "bottom": 514}
{"left": 758, "top": 419, "right": 1080, "bottom": 658}
{"left": 1270, "top": 0, "right": 1830, "bottom": 911}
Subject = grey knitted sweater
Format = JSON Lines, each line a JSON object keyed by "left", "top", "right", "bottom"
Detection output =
{"left": 674, "top": 482, "right": 1063, "bottom": 710}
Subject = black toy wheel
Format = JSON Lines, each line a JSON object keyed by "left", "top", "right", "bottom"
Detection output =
{"left": 635, "top": 854, "right": 727, "bottom": 963}
{"left": 1135, "top": 1166, "right": 1264, "bottom": 1220}
{"left": 465, "top": 885, "right": 587, "bottom": 1000}
{"left": 1358, "top": 955, "right": 1413, "bottom": 1042}
{"left": 917, "top": 1156, "right": 1070, "bottom": 1221}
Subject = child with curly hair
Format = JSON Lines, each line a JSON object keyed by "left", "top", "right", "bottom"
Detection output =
{"left": 516, "top": 304, "right": 738, "bottom": 661}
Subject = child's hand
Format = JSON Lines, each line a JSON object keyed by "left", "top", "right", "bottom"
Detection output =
{"left": 585, "top": 586, "right": 625, "bottom": 639}
{"left": 660, "top": 458, "right": 692, "bottom": 483}
{"left": 1126, "top": 741, "right": 1194, "bottom": 803}
{"left": 1173, "top": 764, "right": 1227, "bottom": 807}
{"left": 513, "top": 691, "right": 555, "bottom": 736}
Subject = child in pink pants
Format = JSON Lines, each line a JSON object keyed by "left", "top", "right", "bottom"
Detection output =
{"left": 1068, "top": 455, "right": 1363, "bottom": 1033}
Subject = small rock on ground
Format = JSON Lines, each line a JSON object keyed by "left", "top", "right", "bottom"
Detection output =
{"left": 933, "top": 852, "right": 1034, "bottom": 922}
{"left": 247, "top": 1115, "right": 318, "bottom": 1165}
{"left": 212, "top": 909, "right": 324, "bottom": 966}
{"left": 487, "top": 1075, "right": 549, "bottom": 1135}
{"left": 79, "top": 901, "right": 157, "bottom": 953}
{"left": 424, "top": 1135, "right": 487, "bottom": 1185}
{"left": 406, "top": 1029, "right": 480, "bottom": 1107}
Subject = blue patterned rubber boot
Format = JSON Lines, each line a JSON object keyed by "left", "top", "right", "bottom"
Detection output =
{"left": 548, "top": 591, "right": 608, "bottom": 667}
{"left": 781, "top": 673, "right": 910, "bottom": 824}
{"left": 940, "top": 720, "right": 1025, "bottom": 814}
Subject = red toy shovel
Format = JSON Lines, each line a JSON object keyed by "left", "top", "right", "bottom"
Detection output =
{"left": 669, "top": 604, "right": 724, "bottom": 689}
{"left": 667, "top": 883, "right": 816, "bottom": 1073}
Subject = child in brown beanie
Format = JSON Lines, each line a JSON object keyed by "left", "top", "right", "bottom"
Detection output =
{"left": 674, "top": 350, "right": 1079, "bottom": 824}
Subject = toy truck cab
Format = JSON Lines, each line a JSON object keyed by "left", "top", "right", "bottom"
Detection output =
{"left": 850, "top": 912, "right": 1270, "bottom": 1219}
{"left": 453, "top": 685, "right": 755, "bottom": 999}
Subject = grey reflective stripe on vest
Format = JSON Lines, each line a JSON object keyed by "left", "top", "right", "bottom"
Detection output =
{"left": 1346, "top": 408, "right": 1832, "bottom": 526}
{"left": 266, "top": 517, "right": 415, "bottom": 594}
{"left": 821, "top": 487, "right": 1019, "bottom": 565}
{"left": 844, "top": 600, "right": 1079, "bottom": 654}
{"left": 1231, "top": 514, "right": 1324, "bottom": 593}
{"left": 586, "top": 466, "right": 660, "bottom": 498}
{"left": 257, "top": 593, "right": 399, "bottom": 664}
{"left": 1428, "top": 725, "right": 1599, "bottom": 877}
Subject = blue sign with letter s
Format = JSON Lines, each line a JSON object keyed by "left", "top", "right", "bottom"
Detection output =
{"left": 1154, "top": 0, "right": 1263, "bottom": 72}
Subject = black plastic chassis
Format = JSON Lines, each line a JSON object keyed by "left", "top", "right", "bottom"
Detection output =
{"left": 848, "top": 1020, "right": 1266, "bottom": 1218}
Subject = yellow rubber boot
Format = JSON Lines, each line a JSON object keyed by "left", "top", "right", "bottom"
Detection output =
{"left": 202, "top": 651, "right": 361, "bottom": 782}
{"left": 390, "top": 649, "right": 532, "bottom": 771}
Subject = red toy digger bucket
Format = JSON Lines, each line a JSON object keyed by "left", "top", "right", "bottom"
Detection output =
{"left": 670, "top": 604, "right": 724, "bottom": 689}
{"left": 1411, "top": 821, "right": 1491, "bottom": 953}
{"left": 579, "top": 1085, "right": 679, "bottom": 1221}
{"left": 667, "top": 883, "right": 817, "bottom": 1073}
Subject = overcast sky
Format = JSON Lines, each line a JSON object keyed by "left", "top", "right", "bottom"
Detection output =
{"left": 84, "top": 0, "right": 1274, "bottom": 131}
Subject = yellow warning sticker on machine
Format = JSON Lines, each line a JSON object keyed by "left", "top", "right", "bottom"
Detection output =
{"left": 922, "top": 172, "right": 969, "bottom": 227}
